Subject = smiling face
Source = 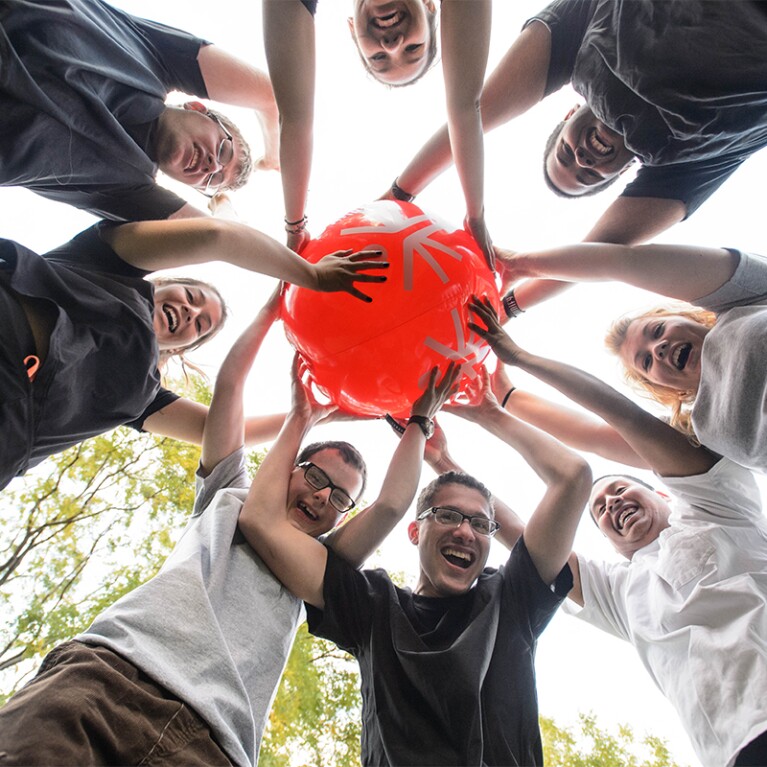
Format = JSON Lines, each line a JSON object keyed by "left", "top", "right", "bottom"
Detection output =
{"left": 619, "top": 314, "right": 710, "bottom": 393}
{"left": 590, "top": 477, "right": 671, "bottom": 559}
{"left": 154, "top": 103, "right": 242, "bottom": 192}
{"left": 545, "top": 105, "right": 635, "bottom": 195}
{"left": 349, "top": 0, "right": 435, "bottom": 85}
{"left": 152, "top": 281, "right": 224, "bottom": 351}
{"left": 286, "top": 449, "right": 364, "bottom": 538}
{"left": 408, "top": 483, "right": 493, "bottom": 598}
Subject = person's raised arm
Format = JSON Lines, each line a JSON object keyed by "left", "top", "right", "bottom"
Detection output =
{"left": 508, "top": 196, "right": 689, "bottom": 312}
{"left": 143, "top": 291, "right": 285, "bottom": 451}
{"left": 199, "top": 287, "right": 281, "bottom": 474}
{"left": 446, "top": 367, "right": 590, "bottom": 583}
{"left": 503, "top": 242, "right": 738, "bottom": 303}
{"left": 325, "top": 364, "right": 461, "bottom": 568}
{"left": 387, "top": 21, "right": 550, "bottom": 201}
{"left": 197, "top": 45, "right": 280, "bottom": 171}
{"left": 263, "top": 0, "right": 315, "bottom": 251}
{"left": 490, "top": 362, "right": 648, "bottom": 468}
{"left": 102, "top": 218, "right": 388, "bottom": 302}
{"left": 440, "top": 0, "right": 493, "bottom": 268}
{"left": 469, "top": 297, "right": 717, "bottom": 479}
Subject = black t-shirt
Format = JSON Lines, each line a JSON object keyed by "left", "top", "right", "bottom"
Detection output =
{"left": 0, "top": 224, "right": 178, "bottom": 478}
{"left": 0, "top": 0, "right": 209, "bottom": 221}
{"left": 307, "top": 538, "right": 572, "bottom": 766}
{"left": 532, "top": 0, "right": 767, "bottom": 218}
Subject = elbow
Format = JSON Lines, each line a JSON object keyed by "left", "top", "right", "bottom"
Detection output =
{"left": 559, "top": 457, "right": 593, "bottom": 507}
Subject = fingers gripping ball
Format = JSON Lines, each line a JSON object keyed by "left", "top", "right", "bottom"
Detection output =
{"left": 281, "top": 201, "right": 500, "bottom": 416}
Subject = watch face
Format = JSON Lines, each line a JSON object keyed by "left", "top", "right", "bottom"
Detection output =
{"left": 410, "top": 416, "right": 434, "bottom": 439}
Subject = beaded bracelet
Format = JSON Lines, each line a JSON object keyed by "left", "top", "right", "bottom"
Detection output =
{"left": 502, "top": 289, "right": 524, "bottom": 319}
{"left": 284, "top": 214, "right": 308, "bottom": 234}
{"left": 390, "top": 178, "right": 415, "bottom": 203}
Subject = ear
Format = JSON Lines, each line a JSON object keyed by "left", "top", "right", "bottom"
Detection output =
{"left": 424, "top": 0, "right": 437, "bottom": 12}
{"left": 183, "top": 100, "right": 207, "bottom": 114}
{"left": 407, "top": 521, "right": 420, "bottom": 546}
{"left": 563, "top": 103, "right": 581, "bottom": 121}
{"left": 347, "top": 17, "right": 356, "bottom": 40}
{"left": 656, "top": 490, "right": 671, "bottom": 502}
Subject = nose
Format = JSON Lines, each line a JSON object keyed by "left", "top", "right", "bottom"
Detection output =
{"left": 575, "top": 147, "right": 594, "bottom": 167}
{"left": 312, "top": 486, "right": 332, "bottom": 506}
{"left": 381, "top": 34, "right": 403, "bottom": 52}
{"left": 202, "top": 151, "right": 223, "bottom": 174}
{"left": 653, "top": 339, "right": 668, "bottom": 360}
{"left": 452, "top": 518, "right": 476, "bottom": 541}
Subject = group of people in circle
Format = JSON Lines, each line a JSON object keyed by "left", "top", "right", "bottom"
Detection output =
{"left": 0, "top": 1, "right": 766, "bottom": 766}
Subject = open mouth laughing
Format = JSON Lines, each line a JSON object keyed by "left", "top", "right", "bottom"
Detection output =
{"left": 162, "top": 304, "right": 179, "bottom": 333}
{"left": 185, "top": 145, "right": 202, "bottom": 175}
{"left": 671, "top": 343, "right": 692, "bottom": 370}
{"left": 442, "top": 546, "right": 474, "bottom": 570}
{"left": 616, "top": 506, "right": 639, "bottom": 532}
{"left": 297, "top": 501, "right": 319, "bottom": 522}
{"left": 586, "top": 127, "right": 614, "bottom": 158}
{"left": 371, "top": 9, "right": 404, "bottom": 28}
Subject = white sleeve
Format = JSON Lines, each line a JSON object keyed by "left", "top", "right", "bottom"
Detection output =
{"left": 563, "top": 553, "right": 632, "bottom": 643}
{"left": 193, "top": 447, "right": 249, "bottom": 516}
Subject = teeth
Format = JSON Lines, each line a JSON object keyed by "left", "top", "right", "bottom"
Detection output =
{"left": 443, "top": 547, "right": 471, "bottom": 562}
{"left": 186, "top": 146, "right": 200, "bottom": 172}
{"left": 618, "top": 508, "right": 637, "bottom": 530}
{"left": 163, "top": 305, "right": 179, "bottom": 332}
{"left": 588, "top": 129, "right": 612, "bottom": 156}
{"left": 673, "top": 343, "right": 691, "bottom": 370}
{"left": 374, "top": 10, "right": 402, "bottom": 28}
{"left": 298, "top": 502, "right": 317, "bottom": 521}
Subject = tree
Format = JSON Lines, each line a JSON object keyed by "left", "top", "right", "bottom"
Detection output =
{"left": 0, "top": 378, "right": 210, "bottom": 703}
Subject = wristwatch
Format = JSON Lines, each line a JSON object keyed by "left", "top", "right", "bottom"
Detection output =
{"left": 407, "top": 415, "right": 435, "bottom": 439}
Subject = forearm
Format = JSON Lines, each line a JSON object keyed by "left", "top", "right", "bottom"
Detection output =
{"left": 441, "top": 0, "right": 491, "bottom": 220}
{"left": 327, "top": 423, "right": 426, "bottom": 567}
{"left": 502, "top": 388, "right": 648, "bottom": 469}
{"left": 396, "top": 125, "right": 454, "bottom": 197}
{"left": 513, "top": 243, "right": 736, "bottom": 301}
{"left": 255, "top": 101, "right": 281, "bottom": 170}
{"left": 244, "top": 413, "right": 287, "bottom": 446}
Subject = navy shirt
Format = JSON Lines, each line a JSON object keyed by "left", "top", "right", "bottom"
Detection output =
{"left": 0, "top": 225, "right": 178, "bottom": 487}
{"left": 0, "top": 0, "right": 209, "bottom": 221}
{"left": 307, "top": 539, "right": 571, "bottom": 766}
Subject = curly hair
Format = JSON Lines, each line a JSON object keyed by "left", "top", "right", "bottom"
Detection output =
{"left": 205, "top": 107, "right": 253, "bottom": 192}
{"left": 605, "top": 304, "right": 717, "bottom": 436}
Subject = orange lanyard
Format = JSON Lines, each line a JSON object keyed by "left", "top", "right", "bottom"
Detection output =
{"left": 24, "top": 354, "right": 40, "bottom": 383}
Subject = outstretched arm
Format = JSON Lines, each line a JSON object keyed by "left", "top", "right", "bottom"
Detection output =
{"left": 446, "top": 368, "right": 590, "bottom": 584}
{"left": 389, "top": 21, "right": 550, "bottom": 200}
{"left": 440, "top": 0, "right": 493, "bottom": 267}
{"left": 197, "top": 45, "right": 280, "bottom": 171}
{"left": 510, "top": 196, "right": 690, "bottom": 311}
{"left": 200, "top": 288, "right": 281, "bottom": 473}
{"left": 263, "top": 0, "right": 315, "bottom": 251}
{"left": 504, "top": 242, "right": 737, "bottom": 303}
{"left": 490, "top": 363, "right": 648, "bottom": 468}
{"left": 325, "top": 365, "right": 462, "bottom": 568}
{"left": 102, "top": 218, "right": 388, "bottom": 301}
{"left": 240, "top": 362, "right": 460, "bottom": 608}
{"left": 469, "top": 297, "right": 717, "bottom": 478}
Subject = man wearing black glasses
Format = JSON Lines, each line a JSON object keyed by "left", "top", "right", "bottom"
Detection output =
{"left": 245, "top": 367, "right": 592, "bottom": 766}
{"left": 0, "top": 0, "right": 278, "bottom": 222}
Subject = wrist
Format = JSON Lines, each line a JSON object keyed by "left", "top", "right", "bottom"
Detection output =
{"left": 285, "top": 214, "right": 308, "bottom": 235}
{"left": 391, "top": 177, "right": 415, "bottom": 203}
{"left": 407, "top": 415, "right": 434, "bottom": 439}
{"left": 502, "top": 288, "right": 524, "bottom": 319}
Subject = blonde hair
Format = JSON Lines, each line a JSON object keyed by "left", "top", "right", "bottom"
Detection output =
{"left": 150, "top": 276, "right": 229, "bottom": 379}
{"left": 605, "top": 303, "right": 717, "bottom": 436}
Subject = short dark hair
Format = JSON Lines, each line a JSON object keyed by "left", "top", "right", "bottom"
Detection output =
{"left": 542, "top": 119, "right": 622, "bottom": 199}
{"left": 416, "top": 471, "right": 493, "bottom": 517}
{"left": 206, "top": 107, "right": 253, "bottom": 192}
{"left": 296, "top": 441, "right": 368, "bottom": 500}
{"left": 588, "top": 473, "right": 656, "bottom": 526}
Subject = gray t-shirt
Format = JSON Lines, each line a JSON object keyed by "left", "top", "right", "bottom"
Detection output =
{"left": 692, "top": 250, "right": 767, "bottom": 472}
{"left": 78, "top": 449, "right": 303, "bottom": 767}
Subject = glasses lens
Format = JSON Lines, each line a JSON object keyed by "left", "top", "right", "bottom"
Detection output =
{"left": 434, "top": 508, "right": 463, "bottom": 526}
{"left": 329, "top": 488, "right": 354, "bottom": 513}
{"left": 304, "top": 464, "right": 329, "bottom": 491}
{"left": 470, "top": 517, "right": 494, "bottom": 536}
{"left": 218, "top": 136, "right": 234, "bottom": 166}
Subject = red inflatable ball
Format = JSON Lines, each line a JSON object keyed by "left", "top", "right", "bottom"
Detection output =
{"left": 281, "top": 200, "right": 500, "bottom": 416}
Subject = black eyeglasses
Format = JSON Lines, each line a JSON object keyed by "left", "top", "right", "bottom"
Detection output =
{"left": 298, "top": 462, "right": 356, "bottom": 514}
{"left": 200, "top": 112, "right": 234, "bottom": 197}
{"left": 416, "top": 506, "right": 500, "bottom": 537}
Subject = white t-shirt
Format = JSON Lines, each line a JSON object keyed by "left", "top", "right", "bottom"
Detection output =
{"left": 78, "top": 449, "right": 303, "bottom": 767}
{"left": 567, "top": 459, "right": 767, "bottom": 767}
